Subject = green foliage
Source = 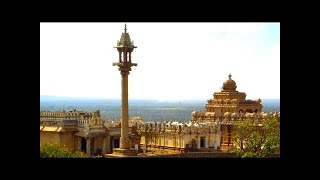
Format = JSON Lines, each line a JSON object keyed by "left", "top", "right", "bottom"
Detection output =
{"left": 229, "top": 118, "right": 280, "bottom": 158}
{"left": 40, "top": 143, "right": 86, "bottom": 158}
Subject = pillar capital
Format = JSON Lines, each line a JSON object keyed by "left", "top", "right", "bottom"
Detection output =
{"left": 120, "top": 70, "right": 130, "bottom": 75}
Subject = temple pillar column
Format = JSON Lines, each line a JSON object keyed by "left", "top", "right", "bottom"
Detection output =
{"left": 143, "top": 134, "right": 147, "bottom": 153}
{"left": 197, "top": 136, "right": 200, "bottom": 149}
{"left": 205, "top": 135, "right": 209, "bottom": 148}
{"left": 102, "top": 136, "right": 111, "bottom": 154}
{"left": 86, "top": 138, "right": 91, "bottom": 156}
{"left": 93, "top": 138, "right": 97, "bottom": 154}
{"left": 215, "top": 132, "right": 221, "bottom": 149}
{"left": 120, "top": 71, "right": 130, "bottom": 149}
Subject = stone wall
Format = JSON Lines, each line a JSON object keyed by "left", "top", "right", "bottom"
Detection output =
{"left": 94, "top": 137, "right": 103, "bottom": 152}
{"left": 40, "top": 131, "right": 61, "bottom": 145}
{"left": 60, "top": 131, "right": 77, "bottom": 151}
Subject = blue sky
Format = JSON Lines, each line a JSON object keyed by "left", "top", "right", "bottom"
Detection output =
{"left": 40, "top": 23, "right": 280, "bottom": 100}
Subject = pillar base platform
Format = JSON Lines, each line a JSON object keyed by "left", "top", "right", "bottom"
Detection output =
{"left": 104, "top": 148, "right": 137, "bottom": 157}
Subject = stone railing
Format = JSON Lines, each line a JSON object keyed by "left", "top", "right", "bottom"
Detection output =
{"left": 61, "top": 120, "right": 78, "bottom": 128}
{"left": 40, "top": 120, "right": 62, "bottom": 127}
{"left": 77, "top": 119, "right": 89, "bottom": 128}
{"left": 40, "top": 120, "right": 78, "bottom": 128}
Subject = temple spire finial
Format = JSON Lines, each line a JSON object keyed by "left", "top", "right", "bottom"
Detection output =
{"left": 124, "top": 23, "right": 127, "bottom": 33}
{"left": 228, "top": 73, "right": 232, "bottom": 79}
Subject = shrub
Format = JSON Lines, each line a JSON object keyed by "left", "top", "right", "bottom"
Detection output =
{"left": 229, "top": 118, "right": 280, "bottom": 158}
{"left": 40, "top": 143, "right": 86, "bottom": 158}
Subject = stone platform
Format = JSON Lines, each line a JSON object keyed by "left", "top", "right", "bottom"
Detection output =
{"left": 104, "top": 148, "right": 138, "bottom": 157}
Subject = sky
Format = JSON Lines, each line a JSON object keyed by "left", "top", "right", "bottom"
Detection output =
{"left": 40, "top": 22, "right": 280, "bottom": 101}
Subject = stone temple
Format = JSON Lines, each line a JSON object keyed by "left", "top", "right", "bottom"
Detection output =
{"left": 135, "top": 74, "right": 279, "bottom": 152}
{"left": 40, "top": 24, "right": 279, "bottom": 156}
{"left": 40, "top": 74, "right": 279, "bottom": 155}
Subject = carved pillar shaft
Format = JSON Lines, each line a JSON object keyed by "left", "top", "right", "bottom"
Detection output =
{"left": 106, "top": 136, "right": 111, "bottom": 153}
{"left": 86, "top": 138, "right": 91, "bottom": 156}
{"left": 93, "top": 138, "right": 97, "bottom": 154}
{"left": 120, "top": 71, "right": 130, "bottom": 149}
{"left": 124, "top": 51, "right": 127, "bottom": 63}
{"left": 216, "top": 131, "right": 221, "bottom": 149}
{"left": 205, "top": 136, "right": 209, "bottom": 148}
{"left": 102, "top": 136, "right": 110, "bottom": 154}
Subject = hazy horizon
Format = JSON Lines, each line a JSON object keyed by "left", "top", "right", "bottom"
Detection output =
{"left": 40, "top": 95, "right": 280, "bottom": 102}
{"left": 40, "top": 97, "right": 280, "bottom": 121}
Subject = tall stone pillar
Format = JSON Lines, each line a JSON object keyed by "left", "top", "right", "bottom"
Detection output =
{"left": 120, "top": 71, "right": 130, "bottom": 149}
{"left": 197, "top": 136, "right": 201, "bottom": 149}
{"left": 86, "top": 138, "right": 91, "bottom": 156}
{"left": 109, "top": 24, "right": 138, "bottom": 157}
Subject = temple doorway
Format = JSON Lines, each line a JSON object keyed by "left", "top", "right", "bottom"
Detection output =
{"left": 200, "top": 137, "right": 205, "bottom": 147}
{"left": 110, "top": 138, "right": 113, "bottom": 151}
{"left": 81, "top": 137, "right": 86, "bottom": 153}
{"left": 114, "top": 139, "right": 120, "bottom": 148}
{"left": 191, "top": 139, "right": 197, "bottom": 151}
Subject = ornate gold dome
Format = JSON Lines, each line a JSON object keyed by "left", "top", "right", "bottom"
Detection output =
{"left": 222, "top": 73, "right": 237, "bottom": 91}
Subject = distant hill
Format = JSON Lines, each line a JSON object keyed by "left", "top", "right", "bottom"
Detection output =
{"left": 40, "top": 96, "right": 279, "bottom": 121}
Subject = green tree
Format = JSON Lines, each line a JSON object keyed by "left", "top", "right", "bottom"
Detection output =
{"left": 230, "top": 118, "right": 280, "bottom": 158}
{"left": 40, "top": 143, "right": 87, "bottom": 158}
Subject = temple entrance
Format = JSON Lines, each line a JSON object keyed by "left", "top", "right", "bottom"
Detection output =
{"left": 200, "top": 137, "right": 205, "bottom": 147}
{"left": 110, "top": 138, "right": 113, "bottom": 151}
{"left": 191, "top": 139, "right": 197, "bottom": 151}
{"left": 81, "top": 137, "right": 86, "bottom": 153}
{"left": 114, "top": 139, "right": 120, "bottom": 148}
{"left": 246, "top": 109, "right": 253, "bottom": 113}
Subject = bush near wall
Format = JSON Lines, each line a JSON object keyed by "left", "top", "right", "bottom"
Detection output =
{"left": 40, "top": 143, "right": 86, "bottom": 158}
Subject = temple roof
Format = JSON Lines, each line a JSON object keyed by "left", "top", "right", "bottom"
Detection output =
{"left": 222, "top": 73, "right": 237, "bottom": 92}
{"left": 117, "top": 24, "right": 135, "bottom": 47}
